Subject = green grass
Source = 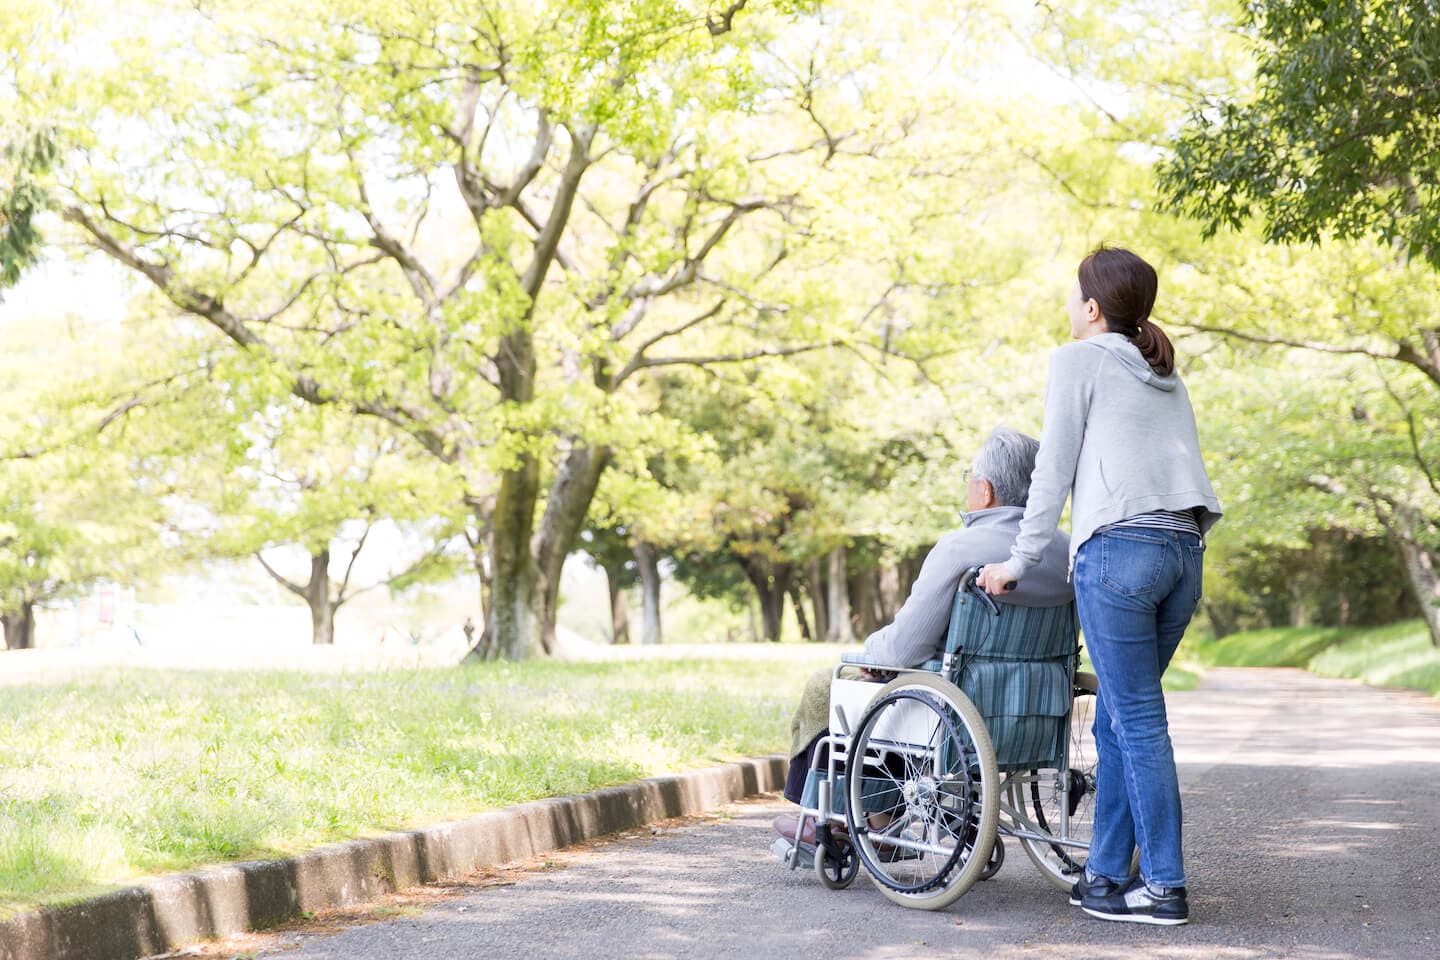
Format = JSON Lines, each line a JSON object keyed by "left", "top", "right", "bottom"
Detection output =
{"left": 1307, "top": 620, "right": 1440, "bottom": 694}
{"left": 0, "top": 650, "right": 841, "bottom": 913}
{"left": 1189, "top": 618, "right": 1440, "bottom": 697}
{"left": 0, "top": 635, "right": 1225, "bottom": 913}
{"left": 1160, "top": 663, "right": 1202, "bottom": 691}
{"left": 1078, "top": 650, "right": 1199, "bottom": 692}
{"left": 1189, "top": 625, "right": 1350, "bottom": 668}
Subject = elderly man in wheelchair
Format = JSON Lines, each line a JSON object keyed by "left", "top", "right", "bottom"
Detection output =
{"left": 772, "top": 427, "right": 1096, "bottom": 910}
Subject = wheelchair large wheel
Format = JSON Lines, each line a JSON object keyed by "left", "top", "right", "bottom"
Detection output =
{"left": 1012, "top": 671, "right": 1099, "bottom": 890}
{"left": 843, "top": 673, "right": 999, "bottom": 911}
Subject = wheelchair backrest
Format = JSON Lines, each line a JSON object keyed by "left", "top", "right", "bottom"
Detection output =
{"left": 944, "top": 589, "right": 1080, "bottom": 772}
{"left": 943, "top": 590, "right": 1078, "bottom": 663}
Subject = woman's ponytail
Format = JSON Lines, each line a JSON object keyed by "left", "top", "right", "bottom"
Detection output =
{"left": 1077, "top": 246, "right": 1175, "bottom": 375}
{"left": 1133, "top": 318, "right": 1175, "bottom": 377}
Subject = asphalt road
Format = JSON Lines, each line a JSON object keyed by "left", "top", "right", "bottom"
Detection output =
{"left": 246, "top": 668, "right": 1440, "bottom": 960}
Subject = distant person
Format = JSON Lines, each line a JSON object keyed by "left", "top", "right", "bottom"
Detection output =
{"left": 979, "top": 246, "right": 1221, "bottom": 926}
{"left": 773, "top": 426, "right": 1071, "bottom": 851}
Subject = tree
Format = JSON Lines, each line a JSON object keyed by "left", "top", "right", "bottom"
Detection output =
{"left": 0, "top": 129, "right": 53, "bottom": 296}
{"left": 1156, "top": 0, "right": 1440, "bottom": 641}
{"left": 0, "top": 310, "right": 183, "bottom": 648}
{"left": 1160, "top": 0, "right": 1440, "bottom": 269}
{"left": 10, "top": 0, "right": 929, "bottom": 659}
{"left": 0, "top": 2, "right": 60, "bottom": 296}
{"left": 651, "top": 341, "right": 1013, "bottom": 643}
{"left": 218, "top": 406, "right": 467, "bottom": 646}
{"left": 999, "top": 0, "right": 1440, "bottom": 642}
{"left": 576, "top": 521, "right": 640, "bottom": 645}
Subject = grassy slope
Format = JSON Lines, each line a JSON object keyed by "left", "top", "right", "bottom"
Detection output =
{"left": 1190, "top": 619, "right": 1440, "bottom": 697}
{"left": 0, "top": 650, "right": 841, "bottom": 913}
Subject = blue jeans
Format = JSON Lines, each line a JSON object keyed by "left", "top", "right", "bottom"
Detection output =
{"left": 1074, "top": 528, "right": 1204, "bottom": 889}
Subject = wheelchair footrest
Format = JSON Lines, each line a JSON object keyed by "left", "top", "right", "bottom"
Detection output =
{"left": 770, "top": 836, "right": 815, "bottom": 870}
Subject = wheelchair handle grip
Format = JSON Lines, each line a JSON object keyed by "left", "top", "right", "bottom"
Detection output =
{"left": 960, "top": 565, "right": 1008, "bottom": 616}
{"left": 960, "top": 565, "right": 1016, "bottom": 593}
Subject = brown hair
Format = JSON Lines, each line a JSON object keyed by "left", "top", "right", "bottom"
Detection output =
{"left": 1077, "top": 246, "right": 1175, "bottom": 375}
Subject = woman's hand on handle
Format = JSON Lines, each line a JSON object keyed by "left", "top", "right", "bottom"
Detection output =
{"left": 977, "top": 563, "right": 1018, "bottom": 596}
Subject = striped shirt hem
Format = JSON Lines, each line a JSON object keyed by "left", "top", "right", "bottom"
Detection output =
{"left": 1103, "top": 509, "right": 1202, "bottom": 537}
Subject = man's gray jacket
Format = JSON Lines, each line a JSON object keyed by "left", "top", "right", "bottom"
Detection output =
{"left": 862, "top": 506, "right": 1072, "bottom": 668}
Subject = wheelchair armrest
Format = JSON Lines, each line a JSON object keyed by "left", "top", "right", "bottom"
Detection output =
{"left": 838, "top": 651, "right": 891, "bottom": 667}
{"left": 838, "top": 651, "right": 944, "bottom": 673}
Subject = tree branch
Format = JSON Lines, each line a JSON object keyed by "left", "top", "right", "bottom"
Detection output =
{"left": 1375, "top": 360, "right": 1440, "bottom": 498}
{"left": 496, "top": 110, "right": 552, "bottom": 208}
{"left": 64, "top": 203, "right": 458, "bottom": 461}
{"left": 1176, "top": 320, "right": 1440, "bottom": 388}
{"left": 256, "top": 551, "right": 309, "bottom": 599}
{"left": 62, "top": 204, "right": 263, "bottom": 349}
{"left": 334, "top": 520, "right": 373, "bottom": 606}
{"left": 1, "top": 398, "right": 145, "bottom": 460}
{"left": 613, "top": 299, "right": 727, "bottom": 383}
{"left": 511, "top": 197, "right": 580, "bottom": 274}
{"left": 616, "top": 199, "right": 769, "bottom": 304}
{"left": 619, "top": 340, "right": 839, "bottom": 382}
{"left": 521, "top": 124, "right": 593, "bottom": 300}
{"left": 346, "top": 146, "right": 439, "bottom": 308}
{"left": 707, "top": 0, "right": 749, "bottom": 35}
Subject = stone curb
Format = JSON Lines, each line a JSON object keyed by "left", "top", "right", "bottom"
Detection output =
{"left": 0, "top": 754, "right": 788, "bottom": 960}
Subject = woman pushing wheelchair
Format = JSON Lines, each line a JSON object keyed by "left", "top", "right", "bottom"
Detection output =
{"left": 979, "top": 246, "right": 1221, "bottom": 925}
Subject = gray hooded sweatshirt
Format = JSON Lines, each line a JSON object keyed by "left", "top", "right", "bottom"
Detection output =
{"left": 1003, "top": 333, "right": 1222, "bottom": 580}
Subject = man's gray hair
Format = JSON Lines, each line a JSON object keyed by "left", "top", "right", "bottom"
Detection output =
{"left": 971, "top": 427, "right": 1041, "bottom": 507}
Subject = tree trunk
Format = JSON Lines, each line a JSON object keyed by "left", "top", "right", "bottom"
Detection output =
{"left": 789, "top": 583, "right": 813, "bottom": 641}
{"left": 1397, "top": 535, "right": 1440, "bottom": 646}
{"left": 741, "top": 557, "right": 792, "bottom": 643}
{"left": 462, "top": 536, "right": 496, "bottom": 663}
{"left": 2, "top": 601, "right": 36, "bottom": 650}
{"left": 257, "top": 548, "right": 340, "bottom": 647}
{"left": 877, "top": 563, "right": 902, "bottom": 623}
{"left": 1288, "top": 578, "right": 1310, "bottom": 629}
{"left": 491, "top": 457, "right": 541, "bottom": 661}
{"left": 849, "top": 567, "right": 878, "bottom": 639}
{"left": 1202, "top": 600, "right": 1236, "bottom": 640}
{"left": 489, "top": 292, "right": 542, "bottom": 660}
{"left": 808, "top": 558, "right": 829, "bottom": 643}
{"left": 602, "top": 559, "right": 630, "bottom": 644}
{"left": 826, "top": 547, "right": 854, "bottom": 643}
{"left": 635, "top": 541, "right": 662, "bottom": 645}
{"left": 533, "top": 445, "right": 613, "bottom": 656}
{"left": 760, "top": 589, "right": 785, "bottom": 642}
{"left": 306, "top": 549, "right": 335, "bottom": 646}
{"left": 899, "top": 549, "right": 927, "bottom": 601}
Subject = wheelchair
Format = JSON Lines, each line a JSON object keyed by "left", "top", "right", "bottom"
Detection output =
{"left": 780, "top": 566, "right": 1099, "bottom": 910}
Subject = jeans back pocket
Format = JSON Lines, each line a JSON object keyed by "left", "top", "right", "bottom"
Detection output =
{"left": 1098, "top": 530, "right": 1168, "bottom": 598}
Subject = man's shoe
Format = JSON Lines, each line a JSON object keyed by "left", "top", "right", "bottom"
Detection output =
{"left": 1082, "top": 876, "right": 1189, "bottom": 925}
{"left": 772, "top": 814, "right": 819, "bottom": 845}
{"left": 773, "top": 814, "right": 847, "bottom": 847}
{"left": 1068, "top": 870, "right": 1122, "bottom": 907}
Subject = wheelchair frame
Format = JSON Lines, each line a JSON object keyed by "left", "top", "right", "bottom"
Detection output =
{"left": 780, "top": 567, "right": 1099, "bottom": 910}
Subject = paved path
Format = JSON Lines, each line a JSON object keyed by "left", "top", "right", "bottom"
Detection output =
{"left": 242, "top": 669, "right": 1440, "bottom": 960}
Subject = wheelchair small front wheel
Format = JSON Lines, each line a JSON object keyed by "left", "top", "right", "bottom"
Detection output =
{"left": 815, "top": 835, "right": 859, "bottom": 889}
{"left": 978, "top": 835, "right": 1005, "bottom": 881}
